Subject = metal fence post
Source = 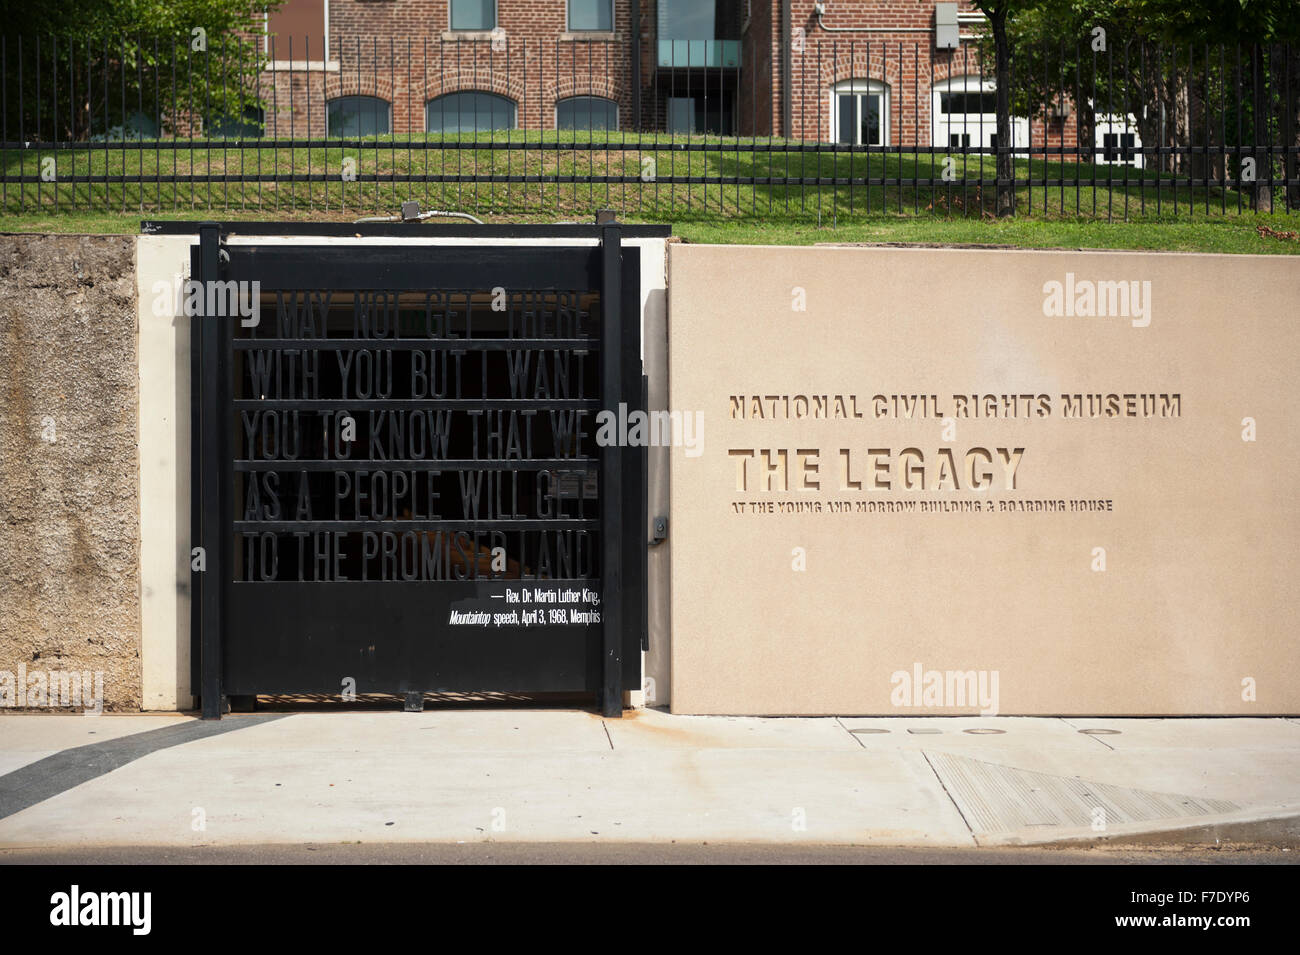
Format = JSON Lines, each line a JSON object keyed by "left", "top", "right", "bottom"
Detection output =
{"left": 599, "top": 212, "right": 624, "bottom": 717}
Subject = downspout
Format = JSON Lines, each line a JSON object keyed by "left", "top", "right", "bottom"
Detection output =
{"left": 780, "top": 0, "right": 792, "bottom": 138}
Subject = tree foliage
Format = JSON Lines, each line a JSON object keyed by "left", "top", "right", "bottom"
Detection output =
{"left": 974, "top": 0, "right": 1298, "bottom": 210}
{"left": 1, "top": 0, "right": 280, "bottom": 139}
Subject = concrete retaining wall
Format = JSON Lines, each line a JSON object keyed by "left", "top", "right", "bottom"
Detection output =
{"left": 0, "top": 234, "right": 141, "bottom": 711}
{"left": 6, "top": 231, "right": 1296, "bottom": 718}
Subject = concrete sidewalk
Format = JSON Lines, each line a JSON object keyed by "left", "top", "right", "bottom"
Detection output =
{"left": 0, "top": 710, "right": 1297, "bottom": 849}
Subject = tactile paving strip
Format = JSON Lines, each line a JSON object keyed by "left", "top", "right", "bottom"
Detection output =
{"left": 926, "top": 751, "right": 1239, "bottom": 834}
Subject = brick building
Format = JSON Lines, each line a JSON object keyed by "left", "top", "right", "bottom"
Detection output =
{"left": 252, "top": 0, "right": 1087, "bottom": 155}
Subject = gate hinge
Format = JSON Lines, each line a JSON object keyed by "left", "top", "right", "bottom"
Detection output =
{"left": 650, "top": 516, "right": 668, "bottom": 545}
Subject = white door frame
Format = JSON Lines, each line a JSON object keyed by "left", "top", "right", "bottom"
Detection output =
{"left": 828, "top": 79, "right": 890, "bottom": 146}
{"left": 931, "top": 75, "right": 1028, "bottom": 153}
{"left": 1093, "top": 113, "right": 1145, "bottom": 168}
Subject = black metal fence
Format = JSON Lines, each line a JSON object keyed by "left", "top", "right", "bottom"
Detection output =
{"left": 0, "top": 32, "right": 1296, "bottom": 220}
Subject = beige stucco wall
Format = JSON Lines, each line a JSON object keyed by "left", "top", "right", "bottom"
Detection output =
{"left": 667, "top": 244, "right": 1300, "bottom": 716}
{"left": 0, "top": 234, "right": 142, "bottom": 711}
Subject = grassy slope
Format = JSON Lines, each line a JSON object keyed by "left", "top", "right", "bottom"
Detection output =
{"left": 2, "top": 209, "right": 1297, "bottom": 255}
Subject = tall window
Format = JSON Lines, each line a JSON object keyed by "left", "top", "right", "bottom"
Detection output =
{"left": 450, "top": 0, "right": 496, "bottom": 31}
{"left": 831, "top": 79, "right": 888, "bottom": 146}
{"left": 569, "top": 0, "right": 614, "bottom": 31}
{"left": 426, "top": 91, "right": 517, "bottom": 133}
{"left": 327, "top": 96, "right": 390, "bottom": 137}
{"left": 557, "top": 96, "right": 619, "bottom": 130}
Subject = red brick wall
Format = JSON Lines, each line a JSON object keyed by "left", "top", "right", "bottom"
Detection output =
{"left": 749, "top": 0, "right": 1076, "bottom": 151}
{"left": 250, "top": 0, "right": 1078, "bottom": 150}
{"left": 258, "top": 0, "right": 644, "bottom": 135}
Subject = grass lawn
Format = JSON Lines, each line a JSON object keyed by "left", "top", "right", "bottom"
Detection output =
{"left": 2, "top": 209, "right": 1298, "bottom": 256}
{"left": 2, "top": 132, "right": 1298, "bottom": 252}
{"left": 669, "top": 216, "right": 1300, "bottom": 254}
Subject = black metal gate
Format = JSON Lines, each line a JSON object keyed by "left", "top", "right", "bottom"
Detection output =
{"left": 187, "top": 222, "right": 651, "bottom": 718}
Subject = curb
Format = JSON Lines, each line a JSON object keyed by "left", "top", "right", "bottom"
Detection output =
{"left": 1027, "top": 810, "right": 1300, "bottom": 850}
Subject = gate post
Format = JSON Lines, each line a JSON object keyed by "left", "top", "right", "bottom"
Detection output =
{"left": 194, "top": 222, "right": 227, "bottom": 719}
{"left": 600, "top": 219, "right": 624, "bottom": 717}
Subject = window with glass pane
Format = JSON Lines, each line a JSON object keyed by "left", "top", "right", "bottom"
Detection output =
{"left": 1103, "top": 132, "right": 1135, "bottom": 162}
{"left": 656, "top": 0, "right": 741, "bottom": 66}
{"left": 426, "top": 91, "right": 517, "bottom": 133}
{"left": 859, "top": 95, "right": 881, "bottom": 144}
{"left": 327, "top": 96, "right": 391, "bottom": 137}
{"left": 836, "top": 92, "right": 882, "bottom": 145}
{"left": 659, "top": 0, "right": 717, "bottom": 40}
{"left": 940, "top": 91, "right": 998, "bottom": 114}
{"left": 557, "top": 96, "right": 618, "bottom": 130}
{"left": 450, "top": 0, "right": 496, "bottom": 31}
{"left": 569, "top": 0, "right": 613, "bottom": 31}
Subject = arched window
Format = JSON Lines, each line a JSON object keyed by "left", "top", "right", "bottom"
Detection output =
{"left": 556, "top": 96, "right": 619, "bottom": 131}
{"left": 327, "top": 96, "right": 391, "bottom": 137}
{"left": 830, "top": 79, "right": 889, "bottom": 146}
{"left": 426, "top": 91, "right": 517, "bottom": 133}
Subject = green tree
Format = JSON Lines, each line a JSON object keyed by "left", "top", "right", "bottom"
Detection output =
{"left": 986, "top": 0, "right": 1300, "bottom": 209}
{"left": 972, "top": 2, "right": 1033, "bottom": 216}
{"left": 1128, "top": 0, "right": 1300, "bottom": 210}
{"left": 985, "top": 2, "right": 1177, "bottom": 176}
{"left": 1, "top": 0, "right": 280, "bottom": 139}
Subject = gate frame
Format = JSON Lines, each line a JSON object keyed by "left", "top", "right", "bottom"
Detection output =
{"left": 184, "top": 219, "right": 666, "bottom": 719}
